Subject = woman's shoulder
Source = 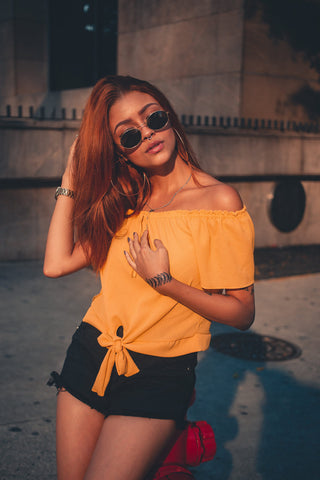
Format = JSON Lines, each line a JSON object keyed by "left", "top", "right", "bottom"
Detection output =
{"left": 188, "top": 171, "right": 243, "bottom": 212}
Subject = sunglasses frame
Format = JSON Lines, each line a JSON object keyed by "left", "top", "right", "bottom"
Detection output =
{"left": 119, "top": 110, "right": 170, "bottom": 150}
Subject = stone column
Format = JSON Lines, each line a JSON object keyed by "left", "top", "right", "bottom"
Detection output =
{"left": 0, "top": 0, "right": 48, "bottom": 100}
{"left": 118, "top": 0, "right": 245, "bottom": 117}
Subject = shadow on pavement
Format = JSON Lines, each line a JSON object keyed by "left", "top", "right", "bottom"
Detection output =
{"left": 189, "top": 346, "right": 320, "bottom": 480}
{"left": 0, "top": 253, "right": 319, "bottom": 479}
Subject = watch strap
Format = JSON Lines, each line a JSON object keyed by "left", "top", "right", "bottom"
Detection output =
{"left": 55, "top": 186, "right": 75, "bottom": 200}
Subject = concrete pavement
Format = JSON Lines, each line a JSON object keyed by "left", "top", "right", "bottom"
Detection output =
{"left": 0, "top": 261, "right": 319, "bottom": 479}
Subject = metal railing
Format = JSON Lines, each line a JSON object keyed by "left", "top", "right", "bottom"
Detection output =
{"left": 180, "top": 114, "right": 319, "bottom": 133}
{"left": 1, "top": 105, "right": 319, "bottom": 133}
{"left": 1, "top": 105, "right": 81, "bottom": 121}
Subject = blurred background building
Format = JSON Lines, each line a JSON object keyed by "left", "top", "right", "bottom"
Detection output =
{"left": 0, "top": 0, "right": 319, "bottom": 260}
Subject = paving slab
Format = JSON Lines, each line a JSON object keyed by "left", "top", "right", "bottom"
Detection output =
{"left": 0, "top": 261, "right": 319, "bottom": 479}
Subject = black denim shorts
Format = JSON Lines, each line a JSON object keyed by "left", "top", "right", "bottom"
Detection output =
{"left": 48, "top": 322, "right": 197, "bottom": 428}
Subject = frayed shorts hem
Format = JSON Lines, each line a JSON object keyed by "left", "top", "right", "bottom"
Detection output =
{"left": 48, "top": 323, "right": 197, "bottom": 430}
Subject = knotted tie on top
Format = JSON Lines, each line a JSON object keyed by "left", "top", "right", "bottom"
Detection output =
{"left": 91, "top": 332, "right": 140, "bottom": 396}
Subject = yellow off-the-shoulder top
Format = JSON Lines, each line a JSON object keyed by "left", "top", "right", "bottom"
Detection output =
{"left": 82, "top": 207, "right": 255, "bottom": 396}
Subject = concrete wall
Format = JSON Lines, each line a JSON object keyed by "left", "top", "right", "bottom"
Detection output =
{"left": 232, "top": 180, "right": 319, "bottom": 248}
{"left": 118, "top": 0, "right": 245, "bottom": 117}
{"left": 0, "top": 0, "right": 319, "bottom": 261}
{"left": 241, "top": 6, "right": 320, "bottom": 121}
{"left": 1, "top": 117, "right": 319, "bottom": 260}
{"left": 0, "top": 120, "right": 78, "bottom": 179}
{"left": 0, "top": 0, "right": 91, "bottom": 119}
{"left": 1, "top": 0, "right": 246, "bottom": 119}
{"left": 187, "top": 127, "right": 320, "bottom": 248}
{"left": 189, "top": 128, "right": 319, "bottom": 176}
{"left": 0, "top": 0, "right": 15, "bottom": 98}
{"left": 0, "top": 0, "right": 48, "bottom": 98}
{"left": 0, "top": 119, "right": 78, "bottom": 260}
{"left": 0, "top": 88, "right": 92, "bottom": 121}
{"left": 2, "top": 0, "right": 319, "bottom": 123}
{"left": 0, "top": 187, "right": 54, "bottom": 260}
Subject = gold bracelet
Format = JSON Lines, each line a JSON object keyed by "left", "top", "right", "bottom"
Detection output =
{"left": 55, "top": 186, "right": 75, "bottom": 200}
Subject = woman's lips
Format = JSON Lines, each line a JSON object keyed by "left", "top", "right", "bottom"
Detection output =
{"left": 146, "top": 141, "right": 164, "bottom": 154}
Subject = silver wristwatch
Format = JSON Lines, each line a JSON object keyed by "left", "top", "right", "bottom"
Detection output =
{"left": 55, "top": 187, "right": 75, "bottom": 200}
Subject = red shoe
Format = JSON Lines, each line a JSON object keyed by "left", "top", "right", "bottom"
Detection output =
{"left": 163, "top": 421, "right": 216, "bottom": 467}
{"left": 185, "top": 421, "right": 216, "bottom": 465}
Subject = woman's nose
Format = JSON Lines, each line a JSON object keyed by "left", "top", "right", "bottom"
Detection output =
{"left": 140, "top": 124, "right": 154, "bottom": 140}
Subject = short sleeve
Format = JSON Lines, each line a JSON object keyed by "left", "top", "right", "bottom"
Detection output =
{"left": 191, "top": 207, "right": 255, "bottom": 289}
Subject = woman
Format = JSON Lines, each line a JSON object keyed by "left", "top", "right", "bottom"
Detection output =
{"left": 44, "top": 75, "right": 255, "bottom": 480}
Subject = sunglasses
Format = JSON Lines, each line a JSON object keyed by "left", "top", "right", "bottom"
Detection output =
{"left": 119, "top": 110, "right": 169, "bottom": 149}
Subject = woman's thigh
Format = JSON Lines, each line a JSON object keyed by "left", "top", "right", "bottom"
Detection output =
{"left": 56, "top": 390, "right": 105, "bottom": 480}
{"left": 84, "top": 415, "right": 178, "bottom": 480}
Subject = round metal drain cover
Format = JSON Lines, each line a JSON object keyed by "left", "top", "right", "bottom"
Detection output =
{"left": 211, "top": 333, "right": 301, "bottom": 361}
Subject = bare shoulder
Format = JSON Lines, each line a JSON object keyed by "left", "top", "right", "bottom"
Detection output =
{"left": 191, "top": 171, "right": 243, "bottom": 212}
{"left": 205, "top": 182, "right": 243, "bottom": 211}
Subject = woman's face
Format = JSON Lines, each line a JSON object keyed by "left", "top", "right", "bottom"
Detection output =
{"left": 109, "top": 91, "right": 176, "bottom": 171}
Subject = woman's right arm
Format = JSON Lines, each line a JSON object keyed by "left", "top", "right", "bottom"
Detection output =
{"left": 43, "top": 141, "right": 90, "bottom": 278}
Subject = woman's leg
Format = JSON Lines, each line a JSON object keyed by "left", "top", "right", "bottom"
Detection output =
{"left": 56, "top": 390, "right": 105, "bottom": 480}
{"left": 84, "top": 415, "right": 178, "bottom": 480}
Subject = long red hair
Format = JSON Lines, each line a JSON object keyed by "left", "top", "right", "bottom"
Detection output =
{"left": 72, "top": 75, "right": 201, "bottom": 271}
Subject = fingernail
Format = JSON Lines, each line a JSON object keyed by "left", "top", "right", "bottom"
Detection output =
{"left": 127, "top": 237, "right": 130, "bottom": 243}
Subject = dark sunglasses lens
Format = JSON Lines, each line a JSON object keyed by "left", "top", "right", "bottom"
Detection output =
{"left": 148, "top": 111, "right": 168, "bottom": 130}
{"left": 121, "top": 129, "right": 141, "bottom": 148}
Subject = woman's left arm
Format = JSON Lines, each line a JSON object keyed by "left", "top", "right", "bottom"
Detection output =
{"left": 159, "top": 280, "right": 255, "bottom": 331}
{"left": 125, "top": 184, "right": 255, "bottom": 331}
{"left": 125, "top": 230, "right": 255, "bottom": 331}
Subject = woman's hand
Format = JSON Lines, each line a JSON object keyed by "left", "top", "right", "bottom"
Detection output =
{"left": 124, "top": 230, "right": 171, "bottom": 284}
{"left": 124, "top": 231, "right": 254, "bottom": 329}
{"left": 43, "top": 136, "right": 90, "bottom": 278}
{"left": 62, "top": 137, "right": 78, "bottom": 188}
